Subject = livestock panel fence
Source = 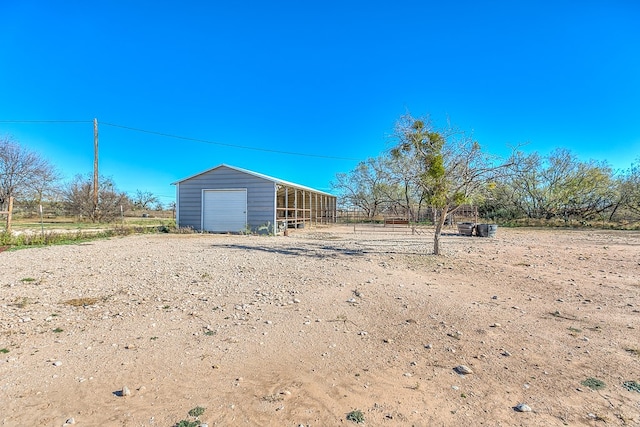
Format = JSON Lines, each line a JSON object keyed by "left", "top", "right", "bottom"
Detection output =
{"left": 337, "top": 205, "right": 479, "bottom": 234}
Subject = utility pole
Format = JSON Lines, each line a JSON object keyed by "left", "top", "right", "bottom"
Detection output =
{"left": 93, "top": 118, "right": 99, "bottom": 221}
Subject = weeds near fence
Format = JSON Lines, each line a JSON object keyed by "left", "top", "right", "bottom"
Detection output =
{"left": 0, "top": 221, "right": 191, "bottom": 250}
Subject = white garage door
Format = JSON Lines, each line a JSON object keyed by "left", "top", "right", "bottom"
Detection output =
{"left": 202, "top": 189, "right": 247, "bottom": 232}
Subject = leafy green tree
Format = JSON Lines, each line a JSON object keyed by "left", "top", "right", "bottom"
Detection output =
{"left": 489, "top": 149, "right": 618, "bottom": 223}
{"left": 392, "top": 114, "right": 512, "bottom": 254}
{"left": 616, "top": 158, "right": 640, "bottom": 219}
{"left": 477, "top": 179, "right": 525, "bottom": 221}
{"left": 560, "top": 159, "right": 616, "bottom": 221}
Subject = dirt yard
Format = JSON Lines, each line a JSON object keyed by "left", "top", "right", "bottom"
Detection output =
{"left": 1, "top": 226, "right": 639, "bottom": 426}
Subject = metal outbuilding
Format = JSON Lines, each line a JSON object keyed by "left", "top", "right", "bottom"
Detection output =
{"left": 172, "top": 164, "right": 336, "bottom": 234}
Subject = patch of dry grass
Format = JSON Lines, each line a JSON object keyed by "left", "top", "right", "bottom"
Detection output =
{"left": 261, "top": 393, "right": 284, "bottom": 403}
{"left": 63, "top": 297, "right": 100, "bottom": 307}
{"left": 12, "top": 297, "right": 34, "bottom": 308}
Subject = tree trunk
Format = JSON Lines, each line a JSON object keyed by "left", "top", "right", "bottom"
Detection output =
{"left": 608, "top": 201, "right": 621, "bottom": 222}
{"left": 433, "top": 205, "right": 448, "bottom": 255}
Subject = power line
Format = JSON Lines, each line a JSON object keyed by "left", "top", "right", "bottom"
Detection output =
{"left": 99, "top": 121, "right": 360, "bottom": 161}
{"left": 0, "top": 119, "right": 362, "bottom": 161}
{"left": 0, "top": 120, "right": 92, "bottom": 123}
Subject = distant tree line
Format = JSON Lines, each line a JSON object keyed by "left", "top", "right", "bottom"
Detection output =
{"left": 333, "top": 115, "right": 640, "bottom": 229}
{"left": 478, "top": 149, "right": 640, "bottom": 224}
{"left": 0, "top": 134, "right": 172, "bottom": 223}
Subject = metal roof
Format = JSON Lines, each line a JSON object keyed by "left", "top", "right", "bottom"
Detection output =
{"left": 172, "top": 164, "right": 335, "bottom": 197}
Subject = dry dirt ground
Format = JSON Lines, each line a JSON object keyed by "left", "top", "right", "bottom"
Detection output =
{"left": 1, "top": 226, "right": 639, "bottom": 427}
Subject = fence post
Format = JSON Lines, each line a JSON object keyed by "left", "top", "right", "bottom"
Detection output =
{"left": 5, "top": 197, "right": 13, "bottom": 234}
{"left": 39, "top": 203, "right": 44, "bottom": 237}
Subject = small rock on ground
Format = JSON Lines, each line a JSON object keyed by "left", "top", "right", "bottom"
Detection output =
{"left": 514, "top": 403, "right": 532, "bottom": 412}
{"left": 454, "top": 365, "right": 473, "bottom": 375}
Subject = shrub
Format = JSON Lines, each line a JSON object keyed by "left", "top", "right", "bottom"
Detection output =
{"left": 346, "top": 409, "right": 365, "bottom": 423}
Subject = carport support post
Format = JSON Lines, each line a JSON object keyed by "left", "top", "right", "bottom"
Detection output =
{"left": 273, "top": 185, "right": 278, "bottom": 234}
{"left": 294, "top": 189, "right": 298, "bottom": 226}
{"left": 333, "top": 197, "right": 336, "bottom": 223}
{"left": 302, "top": 190, "right": 306, "bottom": 227}
{"left": 308, "top": 191, "right": 312, "bottom": 226}
{"left": 284, "top": 187, "right": 289, "bottom": 230}
{"left": 325, "top": 196, "right": 328, "bottom": 223}
{"left": 326, "top": 195, "right": 329, "bottom": 223}
{"left": 330, "top": 196, "right": 333, "bottom": 223}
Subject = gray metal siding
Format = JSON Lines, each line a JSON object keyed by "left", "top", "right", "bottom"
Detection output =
{"left": 177, "top": 166, "right": 275, "bottom": 231}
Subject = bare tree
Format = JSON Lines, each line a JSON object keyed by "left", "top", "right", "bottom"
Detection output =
{"left": 132, "top": 190, "right": 159, "bottom": 210}
{"left": 332, "top": 158, "right": 391, "bottom": 219}
{"left": 384, "top": 149, "right": 430, "bottom": 221}
{"left": 392, "top": 114, "right": 513, "bottom": 255}
{"left": 64, "top": 174, "right": 129, "bottom": 222}
{"left": 0, "top": 135, "right": 60, "bottom": 210}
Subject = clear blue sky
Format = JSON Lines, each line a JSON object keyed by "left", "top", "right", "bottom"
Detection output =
{"left": 1, "top": 1, "right": 639, "bottom": 206}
